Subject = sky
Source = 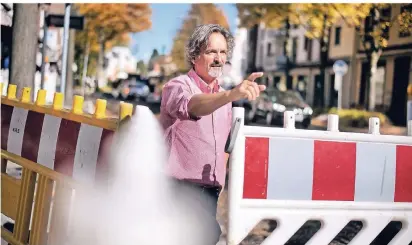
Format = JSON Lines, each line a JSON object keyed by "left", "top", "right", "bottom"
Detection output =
{"left": 129, "top": 3, "right": 238, "bottom": 63}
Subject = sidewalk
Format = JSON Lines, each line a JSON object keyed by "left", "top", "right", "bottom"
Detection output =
{"left": 311, "top": 115, "right": 407, "bottom": 136}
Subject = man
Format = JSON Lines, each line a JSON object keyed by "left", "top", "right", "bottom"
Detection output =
{"left": 160, "top": 24, "right": 266, "bottom": 244}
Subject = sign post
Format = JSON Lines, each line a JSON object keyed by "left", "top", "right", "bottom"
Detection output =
{"left": 333, "top": 60, "right": 348, "bottom": 110}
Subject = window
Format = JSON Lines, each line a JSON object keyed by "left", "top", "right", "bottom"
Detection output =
{"left": 291, "top": 37, "right": 298, "bottom": 63}
{"left": 400, "top": 4, "right": 412, "bottom": 37}
{"left": 304, "top": 37, "right": 312, "bottom": 61}
{"left": 335, "top": 27, "right": 341, "bottom": 45}
{"left": 381, "top": 7, "right": 391, "bottom": 40}
{"left": 267, "top": 42, "right": 272, "bottom": 57}
{"left": 304, "top": 37, "right": 309, "bottom": 51}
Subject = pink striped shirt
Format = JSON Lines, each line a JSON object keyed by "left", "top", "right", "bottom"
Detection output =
{"left": 160, "top": 69, "right": 232, "bottom": 187}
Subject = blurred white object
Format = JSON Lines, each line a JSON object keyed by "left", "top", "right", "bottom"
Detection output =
{"left": 65, "top": 105, "right": 214, "bottom": 245}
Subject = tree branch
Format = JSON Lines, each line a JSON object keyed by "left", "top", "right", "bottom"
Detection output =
{"left": 330, "top": 4, "right": 356, "bottom": 28}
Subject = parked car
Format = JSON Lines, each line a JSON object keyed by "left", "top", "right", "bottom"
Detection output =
{"left": 246, "top": 88, "right": 313, "bottom": 128}
{"left": 117, "top": 78, "right": 151, "bottom": 101}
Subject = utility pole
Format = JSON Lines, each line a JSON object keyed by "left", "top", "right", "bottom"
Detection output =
{"left": 60, "top": 3, "right": 71, "bottom": 96}
{"left": 40, "top": 4, "right": 50, "bottom": 89}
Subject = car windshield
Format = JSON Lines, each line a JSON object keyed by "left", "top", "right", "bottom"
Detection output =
{"left": 265, "top": 89, "right": 304, "bottom": 105}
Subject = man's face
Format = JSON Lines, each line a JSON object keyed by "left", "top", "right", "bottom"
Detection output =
{"left": 193, "top": 32, "right": 228, "bottom": 82}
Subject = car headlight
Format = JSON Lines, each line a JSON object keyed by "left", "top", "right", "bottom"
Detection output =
{"left": 294, "top": 108, "right": 303, "bottom": 114}
{"left": 273, "top": 103, "right": 286, "bottom": 112}
{"left": 303, "top": 107, "right": 313, "bottom": 115}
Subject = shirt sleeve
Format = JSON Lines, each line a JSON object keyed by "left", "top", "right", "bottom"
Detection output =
{"left": 161, "top": 78, "right": 201, "bottom": 121}
{"left": 227, "top": 104, "right": 233, "bottom": 131}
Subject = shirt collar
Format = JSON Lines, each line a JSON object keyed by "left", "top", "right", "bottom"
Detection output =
{"left": 188, "top": 69, "right": 221, "bottom": 93}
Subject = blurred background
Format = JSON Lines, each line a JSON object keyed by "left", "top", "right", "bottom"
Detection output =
{"left": 1, "top": 3, "right": 411, "bottom": 131}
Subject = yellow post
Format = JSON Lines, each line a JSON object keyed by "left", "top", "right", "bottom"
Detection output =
{"left": 408, "top": 84, "right": 412, "bottom": 99}
{"left": 21, "top": 87, "right": 31, "bottom": 103}
{"left": 35, "top": 90, "right": 47, "bottom": 106}
{"left": 72, "top": 95, "right": 84, "bottom": 115}
{"left": 119, "top": 102, "right": 133, "bottom": 120}
{"left": 53, "top": 93, "right": 64, "bottom": 110}
{"left": 0, "top": 83, "right": 3, "bottom": 96}
{"left": 7, "top": 84, "right": 17, "bottom": 99}
{"left": 94, "top": 99, "right": 107, "bottom": 119}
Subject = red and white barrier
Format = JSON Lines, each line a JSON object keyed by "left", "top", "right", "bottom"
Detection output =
{"left": 1, "top": 104, "right": 114, "bottom": 184}
{"left": 227, "top": 107, "right": 412, "bottom": 245}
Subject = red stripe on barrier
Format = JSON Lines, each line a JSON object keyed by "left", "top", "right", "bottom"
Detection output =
{"left": 95, "top": 129, "right": 114, "bottom": 185}
{"left": 21, "top": 111, "right": 45, "bottom": 162}
{"left": 313, "top": 141, "right": 356, "bottom": 201}
{"left": 394, "top": 145, "right": 412, "bottom": 202}
{"left": 1, "top": 104, "right": 13, "bottom": 150}
{"left": 243, "top": 137, "right": 269, "bottom": 199}
{"left": 54, "top": 119, "right": 81, "bottom": 177}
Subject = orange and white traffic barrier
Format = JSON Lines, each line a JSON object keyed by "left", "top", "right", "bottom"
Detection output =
{"left": 0, "top": 83, "right": 135, "bottom": 245}
{"left": 227, "top": 107, "right": 412, "bottom": 245}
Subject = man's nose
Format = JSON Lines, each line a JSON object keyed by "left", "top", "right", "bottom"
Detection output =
{"left": 214, "top": 55, "right": 223, "bottom": 63}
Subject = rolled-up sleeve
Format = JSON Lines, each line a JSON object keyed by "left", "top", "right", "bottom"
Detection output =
{"left": 162, "top": 79, "right": 201, "bottom": 121}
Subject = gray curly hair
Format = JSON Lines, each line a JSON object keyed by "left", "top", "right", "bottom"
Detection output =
{"left": 186, "top": 24, "right": 234, "bottom": 67}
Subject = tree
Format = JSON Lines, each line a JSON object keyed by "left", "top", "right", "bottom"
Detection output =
{"left": 151, "top": 49, "right": 159, "bottom": 59}
{"left": 10, "top": 4, "right": 39, "bottom": 96}
{"left": 237, "top": 4, "right": 300, "bottom": 89}
{"left": 332, "top": 3, "right": 412, "bottom": 110}
{"left": 136, "top": 60, "right": 147, "bottom": 76}
{"left": 76, "top": 4, "right": 152, "bottom": 85}
{"left": 170, "top": 4, "right": 230, "bottom": 72}
{"left": 237, "top": 3, "right": 371, "bottom": 107}
{"left": 75, "top": 29, "right": 130, "bottom": 81}
{"left": 148, "top": 48, "right": 160, "bottom": 70}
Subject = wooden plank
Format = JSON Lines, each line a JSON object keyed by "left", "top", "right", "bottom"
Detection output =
{"left": 1, "top": 173, "right": 21, "bottom": 220}
{"left": 13, "top": 168, "right": 36, "bottom": 243}
{"left": 29, "top": 174, "right": 54, "bottom": 245}
{"left": 1, "top": 227, "right": 26, "bottom": 245}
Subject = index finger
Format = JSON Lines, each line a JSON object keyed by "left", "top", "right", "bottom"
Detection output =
{"left": 247, "top": 72, "right": 264, "bottom": 82}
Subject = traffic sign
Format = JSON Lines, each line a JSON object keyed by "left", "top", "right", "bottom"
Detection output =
{"left": 45, "top": 14, "right": 85, "bottom": 30}
{"left": 333, "top": 60, "right": 348, "bottom": 76}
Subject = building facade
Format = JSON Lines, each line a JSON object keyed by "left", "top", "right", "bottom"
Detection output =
{"left": 245, "top": 3, "right": 412, "bottom": 125}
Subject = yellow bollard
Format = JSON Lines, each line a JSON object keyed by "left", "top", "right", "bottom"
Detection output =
{"left": 119, "top": 102, "right": 133, "bottom": 120}
{"left": 408, "top": 84, "right": 412, "bottom": 99}
{"left": 7, "top": 84, "right": 17, "bottom": 99}
{"left": 36, "top": 90, "right": 47, "bottom": 106}
{"left": 72, "top": 96, "right": 84, "bottom": 115}
{"left": 21, "top": 87, "right": 31, "bottom": 103}
{"left": 94, "top": 99, "right": 107, "bottom": 119}
{"left": 53, "top": 93, "right": 64, "bottom": 110}
{"left": 0, "top": 83, "right": 3, "bottom": 96}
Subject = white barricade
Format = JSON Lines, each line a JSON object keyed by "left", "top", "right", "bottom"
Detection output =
{"left": 227, "top": 107, "right": 412, "bottom": 245}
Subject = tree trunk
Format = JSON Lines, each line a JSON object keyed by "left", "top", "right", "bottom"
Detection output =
{"left": 368, "top": 50, "right": 381, "bottom": 111}
{"left": 364, "top": 6, "right": 381, "bottom": 110}
{"left": 97, "top": 33, "right": 106, "bottom": 90}
{"left": 318, "top": 15, "right": 330, "bottom": 108}
{"left": 81, "top": 39, "right": 90, "bottom": 85}
{"left": 10, "top": 4, "right": 39, "bottom": 98}
{"left": 283, "top": 18, "right": 292, "bottom": 89}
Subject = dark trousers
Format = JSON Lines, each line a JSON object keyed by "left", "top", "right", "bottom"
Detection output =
{"left": 171, "top": 179, "right": 222, "bottom": 245}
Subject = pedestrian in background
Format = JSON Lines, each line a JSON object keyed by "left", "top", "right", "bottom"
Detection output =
{"left": 159, "top": 24, "right": 266, "bottom": 244}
